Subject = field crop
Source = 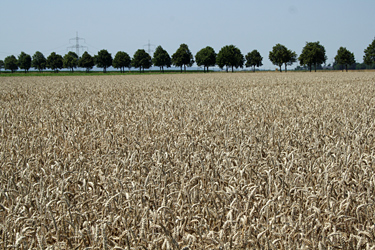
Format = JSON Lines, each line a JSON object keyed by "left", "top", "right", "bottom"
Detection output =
{"left": 1, "top": 72, "right": 375, "bottom": 249}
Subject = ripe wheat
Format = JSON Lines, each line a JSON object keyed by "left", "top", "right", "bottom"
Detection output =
{"left": 1, "top": 72, "right": 375, "bottom": 249}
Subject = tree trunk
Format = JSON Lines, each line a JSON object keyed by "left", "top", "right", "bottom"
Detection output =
{"left": 285, "top": 64, "right": 287, "bottom": 72}
{"left": 279, "top": 65, "right": 282, "bottom": 72}
{"left": 184, "top": 65, "right": 186, "bottom": 72}
{"left": 314, "top": 63, "right": 317, "bottom": 72}
{"left": 232, "top": 66, "right": 234, "bottom": 72}
{"left": 345, "top": 64, "right": 348, "bottom": 72}
{"left": 206, "top": 66, "right": 208, "bottom": 73}
{"left": 253, "top": 66, "right": 256, "bottom": 72}
{"left": 180, "top": 66, "right": 182, "bottom": 73}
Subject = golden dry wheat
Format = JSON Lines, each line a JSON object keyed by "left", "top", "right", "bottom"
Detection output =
{"left": 1, "top": 72, "right": 375, "bottom": 249}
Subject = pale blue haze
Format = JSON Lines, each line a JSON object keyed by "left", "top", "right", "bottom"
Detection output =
{"left": 1, "top": 0, "right": 374, "bottom": 69}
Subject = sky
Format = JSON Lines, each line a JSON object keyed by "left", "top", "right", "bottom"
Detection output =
{"left": 1, "top": 0, "right": 374, "bottom": 70}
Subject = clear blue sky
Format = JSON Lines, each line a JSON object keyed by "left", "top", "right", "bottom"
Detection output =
{"left": 1, "top": 0, "right": 374, "bottom": 70}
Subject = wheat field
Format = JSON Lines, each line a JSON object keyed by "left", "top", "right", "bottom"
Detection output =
{"left": 1, "top": 72, "right": 375, "bottom": 249}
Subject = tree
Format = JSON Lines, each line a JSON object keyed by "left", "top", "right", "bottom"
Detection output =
{"left": 152, "top": 46, "right": 171, "bottom": 73}
{"left": 31, "top": 51, "right": 46, "bottom": 72}
{"left": 216, "top": 45, "right": 244, "bottom": 72}
{"left": 113, "top": 51, "right": 131, "bottom": 73}
{"left": 4, "top": 55, "right": 18, "bottom": 73}
{"left": 18, "top": 52, "right": 32, "bottom": 73}
{"left": 0, "top": 60, "right": 4, "bottom": 74}
{"left": 269, "top": 44, "right": 286, "bottom": 72}
{"left": 63, "top": 51, "right": 79, "bottom": 72}
{"left": 46, "top": 52, "right": 63, "bottom": 73}
{"left": 285, "top": 51, "right": 297, "bottom": 72}
{"left": 245, "top": 50, "right": 263, "bottom": 72}
{"left": 132, "top": 49, "right": 152, "bottom": 73}
{"left": 78, "top": 51, "right": 95, "bottom": 72}
{"left": 268, "top": 44, "right": 296, "bottom": 72}
{"left": 171, "top": 44, "right": 194, "bottom": 72}
{"left": 335, "top": 47, "right": 355, "bottom": 72}
{"left": 95, "top": 49, "right": 113, "bottom": 73}
{"left": 298, "top": 41, "right": 327, "bottom": 72}
{"left": 364, "top": 38, "right": 375, "bottom": 66}
{"left": 195, "top": 46, "right": 216, "bottom": 72}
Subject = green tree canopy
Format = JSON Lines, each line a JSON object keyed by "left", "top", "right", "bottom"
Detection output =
{"left": 335, "top": 47, "right": 355, "bottom": 72}
{"left": 245, "top": 50, "right": 263, "bottom": 72}
{"left": 195, "top": 46, "right": 216, "bottom": 72}
{"left": 113, "top": 51, "right": 131, "bottom": 73}
{"left": 286, "top": 50, "right": 297, "bottom": 72}
{"left": 364, "top": 38, "right": 375, "bottom": 66}
{"left": 4, "top": 55, "right": 18, "bottom": 73}
{"left": 298, "top": 41, "right": 327, "bottom": 72}
{"left": 171, "top": 44, "right": 194, "bottom": 72}
{"left": 0, "top": 60, "right": 4, "bottom": 73}
{"left": 78, "top": 51, "right": 95, "bottom": 72}
{"left": 216, "top": 45, "right": 244, "bottom": 72}
{"left": 269, "top": 44, "right": 296, "bottom": 72}
{"left": 269, "top": 44, "right": 286, "bottom": 71}
{"left": 63, "top": 51, "right": 79, "bottom": 72}
{"left": 95, "top": 49, "right": 113, "bottom": 73}
{"left": 31, "top": 51, "right": 46, "bottom": 72}
{"left": 132, "top": 49, "right": 152, "bottom": 73}
{"left": 18, "top": 52, "right": 31, "bottom": 73}
{"left": 46, "top": 52, "right": 63, "bottom": 73}
{"left": 152, "top": 46, "right": 171, "bottom": 73}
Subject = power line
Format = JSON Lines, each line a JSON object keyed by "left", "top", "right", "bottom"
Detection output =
{"left": 0, "top": 51, "right": 13, "bottom": 56}
{"left": 67, "top": 32, "right": 88, "bottom": 57}
{"left": 84, "top": 42, "right": 100, "bottom": 51}
{"left": 45, "top": 44, "right": 70, "bottom": 53}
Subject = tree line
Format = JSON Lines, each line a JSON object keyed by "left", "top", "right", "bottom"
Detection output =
{"left": 1, "top": 38, "right": 375, "bottom": 73}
